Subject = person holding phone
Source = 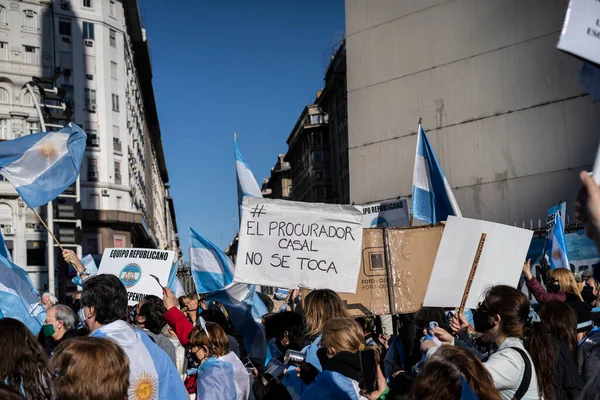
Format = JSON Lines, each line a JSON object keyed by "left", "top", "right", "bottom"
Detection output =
{"left": 299, "top": 317, "right": 382, "bottom": 400}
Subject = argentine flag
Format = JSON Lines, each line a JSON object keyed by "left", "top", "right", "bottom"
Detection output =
{"left": 234, "top": 138, "right": 262, "bottom": 216}
{"left": 196, "top": 352, "right": 251, "bottom": 400}
{"left": 190, "top": 228, "right": 268, "bottom": 363}
{"left": 0, "top": 238, "right": 46, "bottom": 334}
{"left": 547, "top": 213, "right": 569, "bottom": 269}
{"left": 167, "top": 263, "right": 186, "bottom": 298}
{"left": 91, "top": 320, "right": 188, "bottom": 400}
{"left": 411, "top": 122, "right": 461, "bottom": 224}
{"left": 0, "top": 124, "right": 86, "bottom": 209}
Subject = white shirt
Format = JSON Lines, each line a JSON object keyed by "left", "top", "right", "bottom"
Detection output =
{"left": 484, "top": 337, "right": 539, "bottom": 400}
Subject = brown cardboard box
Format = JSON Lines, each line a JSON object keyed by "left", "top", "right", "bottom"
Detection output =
{"left": 340, "top": 225, "right": 444, "bottom": 316}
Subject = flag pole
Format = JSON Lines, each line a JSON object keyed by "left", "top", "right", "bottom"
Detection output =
{"left": 32, "top": 208, "right": 64, "bottom": 251}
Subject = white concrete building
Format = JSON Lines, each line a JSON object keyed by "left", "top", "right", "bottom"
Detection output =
{"left": 0, "top": 0, "right": 179, "bottom": 292}
{"left": 345, "top": 0, "right": 600, "bottom": 227}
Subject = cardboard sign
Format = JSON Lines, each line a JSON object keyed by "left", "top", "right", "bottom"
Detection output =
{"left": 557, "top": 0, "right": 600, "bottom": 65}
{"left": 340, "top": 225, "right": 444, "bottom": 315}
{"left": 98, "top": 248, "right": 175, "bottom": 306}
{"left": 423, "top": 217, "right": 533, "bottom": 310}
{"left": 234, "top": 197, "right": 363, "bottom": 293}
{"left": 360, "top": 199, "right": 410, "bottom": 228}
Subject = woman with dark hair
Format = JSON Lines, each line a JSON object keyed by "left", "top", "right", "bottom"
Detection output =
{"left": 0, "top": 318, "right": 55, "bottom": 399}
{"left": 426, "top": 286, "right": 542, "bottom": 399}
{"left": 411, "top": 346, "right": 501, "bottom": 400}
{"left": 537, "top": 301, "right": 583, "bottom": 399}
{"left": 263, "top": 311, "right": 305, "bottom": 361}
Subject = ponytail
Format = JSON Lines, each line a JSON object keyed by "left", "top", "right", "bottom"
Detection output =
{"left": 523, "top": 317, "right": 556, "bottom": 400}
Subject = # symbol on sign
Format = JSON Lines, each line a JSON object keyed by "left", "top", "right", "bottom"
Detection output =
{"left": 251, "top": 204, "right": 267, "bottom": 218}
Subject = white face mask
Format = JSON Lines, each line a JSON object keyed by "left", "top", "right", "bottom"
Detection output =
{"left": 78, "top": 308, "right": 86, "bottom": 326}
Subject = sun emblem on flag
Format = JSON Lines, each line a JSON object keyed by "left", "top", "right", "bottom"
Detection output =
{"left": 34, "top": 137, "right": 61, "bottom": 164}
{"left": 553, "top": 250, "right": 561, "bottom": 260}
{"left": 129, "top": 372, "right": 157, "bottom": 400}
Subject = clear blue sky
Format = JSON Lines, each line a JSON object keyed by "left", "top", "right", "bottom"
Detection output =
{"left": 139, "top": 0, "right": 346, "bottom": 258}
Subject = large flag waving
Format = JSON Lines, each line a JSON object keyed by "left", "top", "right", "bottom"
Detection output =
{"left": 411, "top": 122, "right": 461, "bottom": 224}
{"left": 234, "top": 137, "right": 262, "bottom": 216}
{"left": 189, "top": 228, "right": 268, "bottom": 362}
{"left": 0, "top": 230, "right": 46, "bottom": 334}
{"left": 546, "top": 213, "right": 569, "bottom": 269}
{"left": 167, "top": 263, "right": 186, "bottom": 298}
{"left": 0, "top": 124, "right": 86, "bottom": 209}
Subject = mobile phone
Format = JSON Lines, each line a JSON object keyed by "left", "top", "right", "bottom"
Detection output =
{"left": 264, "top": 358, "right": 287, "bottom": 379}
{"left": 359, "top": 348, "right": 378, "bottom": 393}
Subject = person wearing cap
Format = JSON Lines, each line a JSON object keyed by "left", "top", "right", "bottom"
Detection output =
{"left": 574, "top": 301, "right": 600, "bottom": 383}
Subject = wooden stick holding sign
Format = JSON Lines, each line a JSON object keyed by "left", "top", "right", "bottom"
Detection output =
{"left": 458, "top": 233, "right": 487, "bottom": 315}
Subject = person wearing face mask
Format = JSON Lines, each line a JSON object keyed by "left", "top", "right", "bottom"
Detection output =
{"left": 523, "top": 259, "right": 584, "bottom": 305}
{"left": 424, "top": 286, "right": 542, "bottom": 400}
{"left": 189, "top": 321, "right": 250, "bottom": 400}
{"left": 38, "top": 304, "right": 79, "bottom": 357}
{"left": 263, "top": 311, "right": 305, "bottom": 362}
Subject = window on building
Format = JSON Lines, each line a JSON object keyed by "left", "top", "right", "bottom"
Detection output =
{"left": 113, "top": 125, "right": 121, "bottom": 152}
{"left": 89, "top": 193, "right": 99, "bottom": 209}
{"left": 0, "top": 88, "right": 8, "bottom": 104}
{"left": 0, "top": 119, "right": 8, "bottom": 140}
{"left": 61, "top": 84, "right": 74, "bottom": 104}
{"left": 82, "top": 22, "right": 94, "bottom": 40}
{"left": 109, "top": 29, "right": 116, "bottom": 47}
{"left": 110, "top": 0, "right": 117, "bottom": 17}
{"left": 22, "top": 10, "right": 38, "bottom": 32}
{"left": 114, "top": 235, "right": 125, "bottom": 248}
{"left": 83, "top": 0, "right": 93, "bottom": 9}
{"left": 0, "top": 42, "right": 7, "bottom": 61}
{"left": 112, "top": 94, "right": 119, "bottom": 112}
{"left": 0, "top": 6, "right": 6, "bottom": 27}
{"left": 315, "top": 171, "right": 323, "bottom": 181}
{"left": 110, "top": 61, "right": 117, "bottom": 80}
{"left": 83, "top": 235, "right": 100, "bottom": 255}
{"left": 26, "top": 121, "right": 39, "bottom": 135}
{"left": 87, "top": 128, "right": 98, "bottom": 147}
{"left": 312, "top": 132, "right": 323, "bottom": 146}
{"left": 23, "top": 46, "right": 39, "bottom": 64}
{"left": 27, "top": 240, "right": 45, "bottom": 266}
{"left": 312, "top": 150, "right": 323, "bottom": 164}
{"left": 84, "top": 88, "right": 96, "bottom": 108}
{"left": 114, "top": 161, "right": 121, "bottom": 185}
{"left": 87, "top": 158, "right": 98, "bottom": 181}
{"left": 59, "top": 19, "right": 71, "bottom": 36}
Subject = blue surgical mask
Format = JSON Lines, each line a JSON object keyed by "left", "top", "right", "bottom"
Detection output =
{"left": 78, "top": 308, "right": 86, "bottom": 325}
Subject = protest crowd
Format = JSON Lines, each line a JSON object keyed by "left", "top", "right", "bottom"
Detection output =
{"left": 0, "top": 169, "right": 599, "bottom": 400}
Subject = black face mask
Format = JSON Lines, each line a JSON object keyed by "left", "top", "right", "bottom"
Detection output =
{"left": 473, "top": 308, "right": 494, "bottom": 333}
{"left": 547, "top": 282, "right": 560, "bottom": 293}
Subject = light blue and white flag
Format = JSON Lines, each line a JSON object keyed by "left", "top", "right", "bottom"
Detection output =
{"left": 71, "top": 254, "right": 98, "bottom": 287}
{"left": 190, "top": 227, "right": 235, "bottom": 293}
{"left": 190, "top": 228, "right": 268, "bottom": 362}
{"left": 91, "top": 320, "right": 188, "bottom": 400}
{"left": 234, "top": 138, "right": 262, "bottom": 216}
{"left": 0, "top": 250, "right": 46, "bottom": 335}
{"left": 411, "top": 122, "right": 461, "bottom": 224}
{"left": 546, "top": 213, "right": 570, "bottom": 269}
{"left": 196, "top": 352, "right": 251, "bottom": 400}
{"left": 0, "top": 124, "right": 86, "bottom": 209}
{"left": 167, "top": 263, "right": 186, "bottom": 298}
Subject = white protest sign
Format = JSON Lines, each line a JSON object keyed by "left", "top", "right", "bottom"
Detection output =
{"left": 360, "top": 199, "right": 409, "bottom": 228}
{"left": 557, "top": 0, "right": 600, "bottom": 65}
{"left": 98, "top": 248, "right": 175, "bottom": 306}
{"left": 423, "top": 216, "right": 533, "bottom": 310}
{"left": 234, "top": 197, "right": 363, "bottom": 293}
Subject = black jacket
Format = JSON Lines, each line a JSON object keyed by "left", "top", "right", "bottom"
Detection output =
{"left": 553, "top": 336, "right": 582, "bottom": 400}
{"left": 38, "top": 328, "right": 81, "bottom": 358}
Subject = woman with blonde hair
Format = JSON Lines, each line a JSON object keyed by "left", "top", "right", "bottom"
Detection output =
{"left": 49, "top": 337, "right": 129, "bottom": 400}
{"left": 188, "top": 320, "right": 249, "bottom": 400}
{"left": 523, "top": 259, "right": 584, "bottom": 304}
{"left": 301, "top": 317, "right": 378, "bottom": 400}
{"left": 282, "top": 289, "right": 349, "bottom": 399}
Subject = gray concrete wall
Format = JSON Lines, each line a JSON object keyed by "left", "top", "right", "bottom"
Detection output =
{"left": 346, "top": 0, "right": 600, "bottom": 225}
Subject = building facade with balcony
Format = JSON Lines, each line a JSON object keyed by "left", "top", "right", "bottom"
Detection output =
{"left": 261, "top": 154, "right": 292, "bottom": 200}
{"left": 0, "top": 0, "right": 179, "bottom": 292}
{"left": 285, "top": 104, "right": 333, "bottom": 203}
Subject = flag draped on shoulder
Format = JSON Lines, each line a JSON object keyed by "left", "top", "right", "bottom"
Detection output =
{"left": 196, "top": 352, "right": 250, "bottom": 400}
{"left": 167, "top": 263, "right": 186, "bottom": 298}
{"left": 234, "top": 138, "right": 262, "bottom": 215}
{"left": 411, "top": 121, "right": 461, "bottom": 224}
{"left": 189, "top": 228, "right": 268, "bottom": 363}
{"left": 546, "top": 213, "right": 569, "bottom": 269}
{"left": 0, "top": 124, "right": 86, "bottom": 209}
{"left": 91, "top": 320, "right": 188, "bottom": 400}
{"left": 0, "top": 231, "right": 45, "bottom": 334}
